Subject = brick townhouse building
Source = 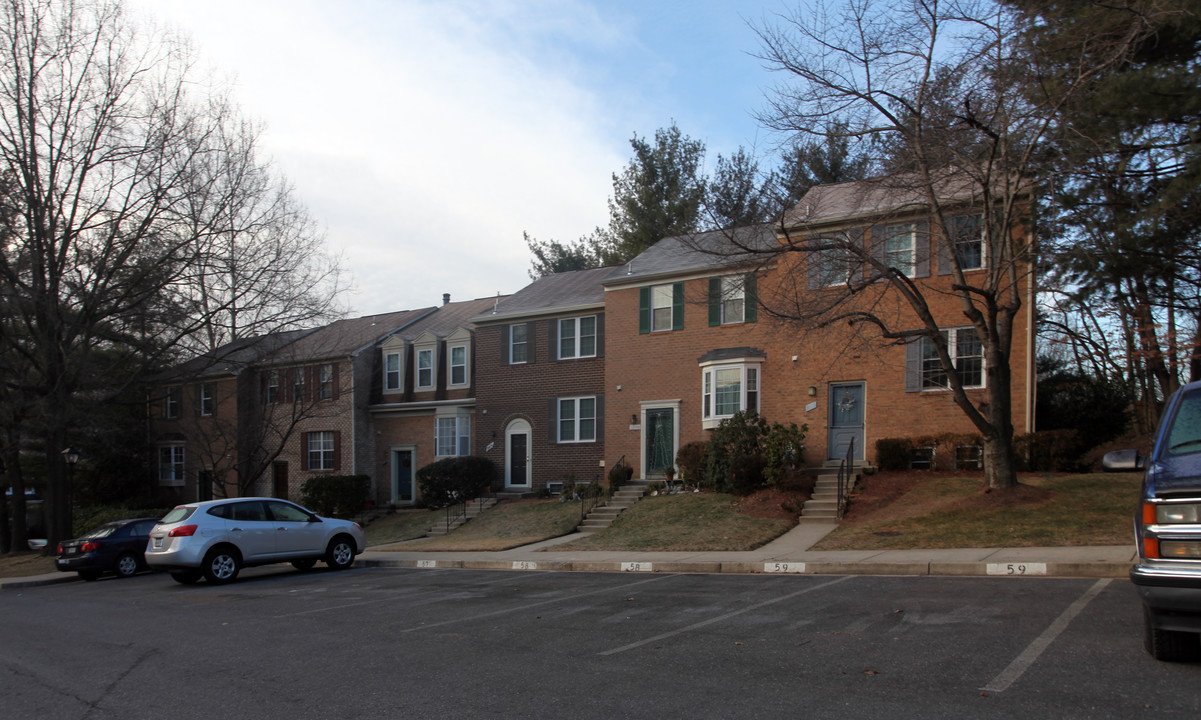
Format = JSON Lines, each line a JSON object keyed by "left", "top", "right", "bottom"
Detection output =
{"left": 472, "top": 267, "right": 615, "bottom": 494}
{"left": 149, "top": 309, "right": 435, "bottom": 504}
{"left": 367, "top": 295, "right": 502, "bottom": 505}
{"left": 602, "top": 177, "right": 1035, "bottom": 477}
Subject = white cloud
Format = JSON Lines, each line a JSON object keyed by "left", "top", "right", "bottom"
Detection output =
{"left": 126, "top": 0, "right": 777, "bottom": 314}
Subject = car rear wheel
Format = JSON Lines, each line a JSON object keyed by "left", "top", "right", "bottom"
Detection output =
{"left": 1143, "top": 605, "right": 1201, "bottom": 662}
{"left": 114, "top": 553, "right": 139, "bottom": 578}
{"left": 170, "top": 570, "right": 202, "bottom": 585}
{"left": 325, "top": 536, "right": 355, "bottom": 570}
{"left": 202, "top": 547, "right": 241, "bottom": 585}
{"left": 77, "top": 570, "right": 102, "bottom": 582}
{"left": 291, "top": 559, "right": 317, "bottom": 571}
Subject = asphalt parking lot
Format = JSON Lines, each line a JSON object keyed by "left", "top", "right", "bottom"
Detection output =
{"left": 2, "top": 566, "right": 1198, "bottom": 719}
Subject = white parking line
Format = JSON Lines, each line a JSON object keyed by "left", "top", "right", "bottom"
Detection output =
{"left": 981, "top": 578, "right": 1112, "bottom": 693}
{"left": 396, "top": 574, "right": 679, "bottom": 633}
{"left": 599, "top": 576, "right": 854, "bottom": 656}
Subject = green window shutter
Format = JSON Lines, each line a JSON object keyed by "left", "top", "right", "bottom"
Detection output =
{"left": 672, "top": 282, "right": 685, "bottom": 331}
{"left": 638, "top": 287, "right": 651, "bottom": 334}
{"left": 708, "top": 277, "right": 721, "bottom": 326}
{"left": 745, "top": 272, "right": 757, "bottom": 323}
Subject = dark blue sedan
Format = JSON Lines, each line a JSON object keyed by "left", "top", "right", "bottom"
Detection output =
{"left": 56, "top": 518, "right": 159, "bottom": 581}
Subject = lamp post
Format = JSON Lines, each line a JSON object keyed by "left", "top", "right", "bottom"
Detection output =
{"left": 62, "top": 447, "right": 80, "bottom": 514}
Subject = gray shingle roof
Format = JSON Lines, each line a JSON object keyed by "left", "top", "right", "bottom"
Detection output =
{"left": 266, "top": 307, "right": 436, "bottom": 363}
{"left": 475, "top": 266, "right": 620, "bottom": 323}
{"left": 161, "top": 329, "right": 317, "bottom": 380}
{"left": 783, "top": 172, "right": 990, "bottom": 228}
{"left": 602, "top": 224, "right": 776, "bottom": 287}
{"left": 397, "top": 296, "right": 508, "bottom": 338}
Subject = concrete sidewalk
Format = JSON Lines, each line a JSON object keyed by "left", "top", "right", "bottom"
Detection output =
{"left": 1, "top": 523, "right": 1137, "bottom": 589}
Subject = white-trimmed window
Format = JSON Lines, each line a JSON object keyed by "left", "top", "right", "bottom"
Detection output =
{"left": 449, "top": 345, "right": 468, "bottom": 386}
{"left": 651, "top": 284, "right": 674, "bottom": 332}
{"left": 318, "top": 363, "right": 335, "bottom": 400}
{"left": 292, "top": 367, "right": 305, "bottom": 403}
{"left": 158, "top": 445, "right": 185, "bottom": 486}
{"left": 720, "top": 276, "right": 745, "bottom": 324}
{"left": 558, "top": 397, "right": 597, "bottom": 443}
{"left": 307, "top": 431, "right": 335, "bottom": 470}
{"left": 815, "top": 241, "right": 857, "bottom": 287}
{"left": 436, "top": 416, "right": 471, "bottom": 457}
{"left": 701, "top": 364, "right": 760, "bottom": 428}
{"left": 559, "top": 316, "right": 597, "bottom": 359}
{"left": 199, "top": 383, "right": 215, "bottom": 416}
{"left": 163, "top": 387, "right": 180, "bottom": 419}
{"left": 884, "top": 223, "right": 916, "bottom": 277}
{"left": 417, "top": 349, "right": 434, "bottom": 389}
{"left": 953, "top": 214, "right": 984, "bottom": 270}
{"left": 917, "top": 328, "right": 984, "bottom": 389}
{"left": 265, "top": 370, "right": 280, "bottom": 404}
{"left": 384, "top": 352, "right": 402, "bottom": 391}
{"left": 509, "top": 323, "right": 528, "bottom": 364}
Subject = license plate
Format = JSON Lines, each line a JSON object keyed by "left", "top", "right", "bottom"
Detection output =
{"left": 153, "top": 537, "right": 163, "bottom": 549}
{"left": 56, "top": 558, "right": 66, "bottom": 565}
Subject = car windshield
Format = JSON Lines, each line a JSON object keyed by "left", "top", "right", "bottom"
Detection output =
{"left": 1166, "top": 388, "right": 1201, "bottom": 456}
{"left": 80, "top": 522, "right": 121, "bottom": 539}
{"left": 158, "top": 506, "right": 196, "bottom": 524}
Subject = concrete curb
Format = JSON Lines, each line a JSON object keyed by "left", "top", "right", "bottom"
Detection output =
{"left": 0, "top": 572, "right": 79, "bottom": 590}
{"left": 358, "top": 556, "right": 1131, "bottom": 579}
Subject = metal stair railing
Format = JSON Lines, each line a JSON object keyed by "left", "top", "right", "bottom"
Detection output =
{"left": 836, "top": 438, "right": 855, "bottom": 519}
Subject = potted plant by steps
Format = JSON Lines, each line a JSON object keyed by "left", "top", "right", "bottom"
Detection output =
{"left": 663, "top": 466, "right": 676, "bottom": 492}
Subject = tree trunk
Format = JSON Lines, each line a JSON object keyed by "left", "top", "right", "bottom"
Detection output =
{"left": 5, "top": 430, "right": 28, "bottom": 552}
{"left": 983, "top": 432, "right": 1020, "bottom": 490}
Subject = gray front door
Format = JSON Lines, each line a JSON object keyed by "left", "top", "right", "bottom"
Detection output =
{"left": 827, "top": 382, "right": 865, "bottom": 461}
{"left": 393, "top": 450, "right": 415, "bottom": 505}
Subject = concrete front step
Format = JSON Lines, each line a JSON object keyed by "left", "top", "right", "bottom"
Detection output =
{"left": 575, "top": 483, "right": 648, "bottom": 534}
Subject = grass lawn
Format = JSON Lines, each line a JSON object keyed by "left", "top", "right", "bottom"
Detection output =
{"left": 553, "top": 492, "right": 795, "bottom": 552}
{"left": 363, "top": 508, "right": 441, "bottom": 546}
{"left": 373, "top": 499, "right": 582, "bottom": 552}
{"left": 813, "top": 471, "right": 1142, "bottom": 550}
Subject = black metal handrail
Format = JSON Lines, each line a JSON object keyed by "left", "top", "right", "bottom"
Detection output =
{"left": 440, "top": 489, "right": 495, "bottom": 534}
{"left": 836, "top": 438, "right": 855, "bottom": 519}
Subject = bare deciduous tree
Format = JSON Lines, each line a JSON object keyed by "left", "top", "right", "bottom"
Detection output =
{"left": 0, "top": 0, "right": 346, "bottom": 547}
{"left": 739, "top": 0, "right": 1141, "bottom": 488}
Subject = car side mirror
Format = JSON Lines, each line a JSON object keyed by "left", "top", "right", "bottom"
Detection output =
{"left": 1102, "top": 449, "right": 1146, "bottom": 472}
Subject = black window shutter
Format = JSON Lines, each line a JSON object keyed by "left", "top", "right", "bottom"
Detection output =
{"left": 745, "top": 272, "right": 757, "bottom": 323}
{"left": 638, "top": 287, "right": 651, "bottom": 334}
{"left": 547, "top": 398, "right": 558, "bottom": 443}
{"left": 596, "top": 314, "right": 605, "bottom": 357}
{"left": 500, "top": 325, "right": 510, "bottom": 364}
{"left": 595, "top": 395, "right": 605, "bottom": 442}
{"left": 672, "top": 282, "right": 685, "bottom": 330}
{"left": 708, "top": 277, "right": 721, "bottom": 326}
{"left": 547, "top": 319, "right": 558, "bottom": 362}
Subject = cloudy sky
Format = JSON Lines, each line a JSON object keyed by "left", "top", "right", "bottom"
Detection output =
{"left": 126, "top": 0, "right": 792, "bottom": 316}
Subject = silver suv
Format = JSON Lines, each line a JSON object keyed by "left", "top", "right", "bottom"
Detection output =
{"left": 146, "top": 498, "right": 366, "bottom": 585}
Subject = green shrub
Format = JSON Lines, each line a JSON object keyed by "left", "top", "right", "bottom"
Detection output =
{"left": 704, "top": 411, "right": 769, "bottom": 495}
{"left": 763, "top": 421, "right": 807, "bottom": 485}
{"left": 1015, "top": 429, "right": 1085, "bottom": 472}
{"left": 675, "top": 441, "right": 709, "bottom": 486}
{"left": 300, "top": 474, "right": 372, "bottom": 517}
{"left": 416, "top": 456, "right": 495, "bottom": 508}
{"left": 607, "top": 463, "right": 634, "bottom": 490}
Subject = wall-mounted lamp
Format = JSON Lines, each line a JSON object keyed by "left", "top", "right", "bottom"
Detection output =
{"left": 631, "top": 414, "right": 639, "bottom": 425}
{"left": 807, "top": 386, "right": 817, "bottom": 397}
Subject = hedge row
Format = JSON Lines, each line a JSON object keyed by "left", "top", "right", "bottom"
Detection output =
{"left": 875, "top": 429, "right": 1086, "bottom": 472}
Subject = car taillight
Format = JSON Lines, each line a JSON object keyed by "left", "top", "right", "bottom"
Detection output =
{"left": 56, "top": 544, "right": 64, "bottom": 555}
{"left": 81, "top": 541, "right": 100, "bottom": 553}
{"left": 168, "top": 524, "right": 198, "bottom": 537}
